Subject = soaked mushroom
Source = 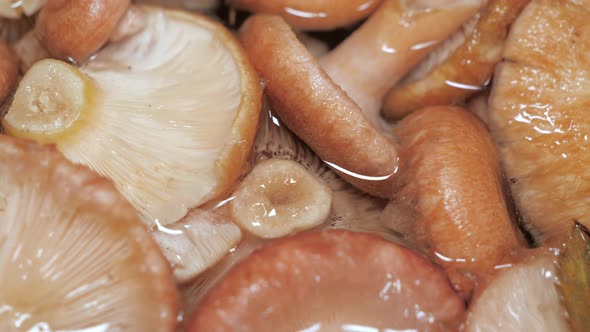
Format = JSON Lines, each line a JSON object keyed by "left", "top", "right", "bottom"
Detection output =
{"left": 0, "top": 17, "right": 32, "bottom": 44}
{"left": 0, "top": 135, "right": 179, "bottom": 331}
{"left": 385, "top": 105, "right": 523, "bottom": 296}
{"left": 382, "top": 0, "right": 530, "bottom": 120}
{"left": 230, "top": 158, "right": 333, "bottom": 239}
{"left": 36, "top": 0, "right": 131, "bottom": 63}
{"left": 188, "top": 230, "right": 465, "bottom": 332}
{"left": 152, "top": 208, "right": 242, "bottom": 283}
{"left": 320, "top": 0, "right": 484, "bottom": 128}
{"left": 238, "top": 1, "right": 482, "bottom": 198}
{"left": 0, "top": 39, "right": 18, "bottom": 105}
{"left": 228, "top": 0, "right": 383, "bottom": 31}
{"left": 489, "top": 0, "right": 590, "bottom": 244}
{"left": 3, "top": 6, "right": 263, "bottom": 228}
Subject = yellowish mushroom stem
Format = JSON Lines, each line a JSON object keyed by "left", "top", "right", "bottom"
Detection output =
{"left": 2, "top": 59, "right": 98, "bottom": 145}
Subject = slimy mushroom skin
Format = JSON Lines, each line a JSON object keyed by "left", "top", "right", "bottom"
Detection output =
{"left": 36, "top": 0, "right": 131, "bottom": 63}
{"left": 229, "top": 0, "right": 384, "bottom": 30}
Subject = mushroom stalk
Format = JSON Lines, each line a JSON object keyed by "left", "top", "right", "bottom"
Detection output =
{"left": 229, "top": 0, "right": 384, "bottom": 30}
{"left": 382, "top": 0, "right": 531, "bottom": 120}
{"left": 319, "top": 0, "right": 484, "bottom": 128}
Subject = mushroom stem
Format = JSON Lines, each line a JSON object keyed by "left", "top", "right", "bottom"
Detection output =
{"left": 0, "top": 39, "right": 18, "bottom": 106}
{"left": 229, "top": 158, "right": 333, "bottom": 239}
{"left": 229, "top": 0, "right": 384, "bottom": 31}
{"left": 320, "top": 0, "right": 483, "bottom": 128}
{"left": 36, "top": 0, "right": 131, "bottom": 63}
{"left": 382, "top": 0, "right": 531, "bottom": 120}
{"left": 2, "top": 59, "right": 98, "bottom": 144}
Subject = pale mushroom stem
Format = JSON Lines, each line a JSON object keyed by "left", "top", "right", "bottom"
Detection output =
{"left": 320, "top": 0, "right": 483, "bottom": 128}
{"left": 229, "top": 0, "right": 384, "bottom": 31}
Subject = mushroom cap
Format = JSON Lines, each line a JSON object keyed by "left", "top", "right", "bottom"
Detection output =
{"left": 0, "top": 135, "right": 179, "bottom": 331}
{"left": 229, "top": 0, "right": 383, "bottom": 30}
{"left": 4, "top": 5, "right": 263, "bottom": 227}
{"left": 465, "top": 255, "right": 569, "bottom": 332}
{"left": 488, "top": 0, "right": 590, "bottom": 244}
{"left": 188, "top": 230, "right": 465, "bottom": 332}
{"left": 36, "top": 0, "right": 131, "bottom": 63}
{"left": 238, "top": 14, "right": 398, "bottom": 199}
{"left": 389, "top": 106, "right": 523, "bottom": 296}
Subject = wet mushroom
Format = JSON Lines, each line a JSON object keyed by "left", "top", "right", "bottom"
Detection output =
{"left": 188, "top": 230, "right": 465, "bottom": 332}
{"left": 152, "top": 208, "right": 242, "bottom": 283}
{"left": 35, "top": 0, "right": 131, "bottom": 63}
{"left": 2, "top": 6, "right": 263, "bottom": 228}
{"left": 319, "top": 0, "right": 484, "bottom": 128}
{"left": 385, "top": 105, "right": 524, "bottom": 296}
{"left": 134, "top": 0, "right": 219, "bottom": 13}
{"left": 228, "top": 0, "right": 384, "bottom": 31}
{"left": 488, "top": 0, "right": 590, "bottom": 244}
{"left": 0, "top": 135, "right": 179, "bottom": 331}
{"left": 465, "top": 254, "right": 569, "bottom": 332}
{"left": 238, "top": 1, "right": 483, "bottom": 198}
{"left": 230, "top": 158, "right": 333, "bottom": 239}
{"left": 0, "top": 39, "right": 18, "bottom": 106}
{"left": 12, "top": 31, "right": 50, "bottom": 73}
{"left": 382, "top": 0, "right": 530, "bottom": 120}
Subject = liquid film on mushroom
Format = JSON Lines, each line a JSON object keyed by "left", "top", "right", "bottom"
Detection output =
{"left": 3, "top": 6, "right": 263, "bottom": 228}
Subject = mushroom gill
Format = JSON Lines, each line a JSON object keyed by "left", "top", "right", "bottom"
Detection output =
{"left": 3, "top": 6, "right": 263, "bottom": 228}
{"left": 0, "top": 134, "right": 179, "bottom": 331}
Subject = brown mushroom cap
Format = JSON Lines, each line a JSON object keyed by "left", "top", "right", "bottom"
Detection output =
{"left": 386, "top": 105, "right": 524, "bottom": 297}
{"left": 0, "top": 39, "right": 18, "bottom": 106}
{"left": 489, "top": 0, "right": 590, "bottom": 244}
{"left": 188, "top": 229, "right": 465, "bottom": 332}
{"left": 36, "top": 0, "right": 131, "bottom": 63}
{"left": 229, "top": 0, "right": 383, "bottom": 31}
{"left": 382, "top": 0, "right": 531, "bottom": 120}
{"left": 238, "top": 14, "right": 399, "bottom": 199}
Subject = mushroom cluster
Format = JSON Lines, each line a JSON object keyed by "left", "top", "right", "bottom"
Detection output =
{"left": 0, "top": 0, "right": 589, "bottom": 331}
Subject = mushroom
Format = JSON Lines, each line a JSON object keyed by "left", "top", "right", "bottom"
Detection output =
{"left": 488, "top": 0, "right": 590, "bottom": 244}
{"left": 0, "top": 0, "right": 45, "bottom": 19}
{"left": 0, "top": 17, "right": 33, "bottom": 44}
{"left": 465, "top": 254, "right": 569, "bottom": 332}
{"left": 152, "top": 208, "right": 242, "bottom": 283}
{"left": 238, "top": 1, "right": 483, "bottom": 198}
{"left": 0, "top": 39, "right": 18, "bottom": 106}
{"left": 134, "top": 0, "right": 219, "bottom": 13}
{"left": 228, "top": 0, "right": 384, "bottom": 31}
{"left": 319, "top": 0, "right": 484, "bottom": 128}
{"left": 188, "top": 230, "right": 465, "bottom": 331}
{"left": 36, "top": 0, "right": 131, "bottom": 63}
{"left": 230, "top": 158, "right": 333, "bottom": 239}
{"left": 251, "top": 104, "right": 390, "bottom": 238}
{"left": 382, "top": 0, "right": 530, "bottom": 120}
{"left": 0, "top": 134, "right": 179, "bottom": 331}
{"left": 2, "top": 6, "right": 263, "bottom": 228}
{"left": 384, "top": 105, "right": 524, "bottom": 297}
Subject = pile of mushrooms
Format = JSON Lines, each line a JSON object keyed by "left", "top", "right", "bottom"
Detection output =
{"left": 0, "top": 0, "right": 589, "bottom": 331}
